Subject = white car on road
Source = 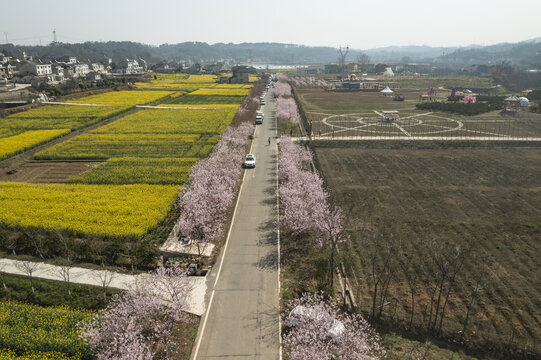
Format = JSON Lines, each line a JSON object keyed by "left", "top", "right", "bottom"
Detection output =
{"left": 244, "top": 154, "right": 256, "bottom": 168}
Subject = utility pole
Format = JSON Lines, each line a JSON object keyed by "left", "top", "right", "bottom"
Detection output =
{"left": 338, "top": 45, "right": 349, "bottom": 76}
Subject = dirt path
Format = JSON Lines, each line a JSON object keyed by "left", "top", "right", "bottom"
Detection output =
{"left": 0, "top": 258, "right": 206, "bottom": 315}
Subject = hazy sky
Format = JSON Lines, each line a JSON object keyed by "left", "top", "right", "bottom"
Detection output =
{"left": 3, "top": 0, "right": 541, "bottom": 49}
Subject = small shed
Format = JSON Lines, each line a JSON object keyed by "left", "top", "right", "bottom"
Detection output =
{"left": 504, "top": 96, "right": 521, "bottom": 112}
{"left": 382, "top": 110, "right": 400, "bottom": 122}
{"left": 381, "top": 86, "right": 394, "bottom": 97}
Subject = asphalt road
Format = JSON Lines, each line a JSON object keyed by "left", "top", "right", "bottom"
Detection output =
{"left": 192, "top": 88, "right": 280, "bottom": 359}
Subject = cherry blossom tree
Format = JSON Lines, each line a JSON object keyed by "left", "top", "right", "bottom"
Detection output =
{"left": 274, "top": 81, "right": 292, "bottom": 97}
{"left": 276, "top": 97, "right": 299, "bottom": 124}
{"left": 80, "top": 263, "right": 193, "bottom": 360}
{"left": 276, "top": 72, "right": 289, "bottom": 83}
{"left": 278, "top": 136, "right": 345, "bottom": 287}
{"left": 176, "top": 122, "right": 254, "bottom": 245}
{"left": 463, "top": 95, "right": 476, "bottom": 103}
{"left": 283, "top": 292, "right": 384, "bottom": 360}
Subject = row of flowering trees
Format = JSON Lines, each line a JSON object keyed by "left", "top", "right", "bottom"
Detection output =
{"left": 174, "top": 121, "right": 254, "bottom": 244}
{"left": 290, "top": 76, "right": 333, "bottom": 90}
{"left": 80, "top": 263, "right": 192, "bottom": 359}
{"left": 278, "top": 137, "right": 384, "bottom": 359}
{"left": 274, "top": 73, "right": 300, "bottom": 124}
{"left": 278, "top": 136, "right": 342, "bottom": 288}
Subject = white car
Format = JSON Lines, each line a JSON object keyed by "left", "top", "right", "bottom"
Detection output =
{"left": 244, "top": 154, "right": 256, "bottom": 168}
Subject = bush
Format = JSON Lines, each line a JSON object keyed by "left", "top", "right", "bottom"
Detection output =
{"left": 416, "top": 101, "right": 496, "bottom": 115}
{"left": 0, "top": 273, "right": 116, "bottom": 310}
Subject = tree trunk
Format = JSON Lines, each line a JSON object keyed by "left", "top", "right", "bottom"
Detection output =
{"left": 461, "top": 295, "right": 476, "bottom": 342}
{"left": 409, "top": 290, "right": 415, "bottom": 330}
{"left": 329, "top": 239, "right": 335, "bottom": 290}
{"left": 432, "top": 275, "right": 446, "bottom": 331}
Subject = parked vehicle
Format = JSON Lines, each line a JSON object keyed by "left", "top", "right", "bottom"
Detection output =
{"left": 244, "top": 154, "right": 256, "bottom": 168}
{"left": 255, "top": 115, "right": 263, "bottom": 124}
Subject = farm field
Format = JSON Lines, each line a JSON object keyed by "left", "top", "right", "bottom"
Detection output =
{"left": 0, "top": 77, "right": 250, "bottom": 265}
{"left": 66, "top": 90, "right": 175, "bottom": 105}
{"left": 0, "top": 300, "right": 93, "bottom": 359}
{"left": 92, "top": 107, "right": 236, "bottom": 134}
{"left": 168, "top": 93, "right": 247, "bottom": 105}
{"left": 35, "top": 133, "right": 218, "bottom": 160}
{"left": 312, "top": 142, "right": 541, "bottom": 357}
{"left": 68, "top": 157, "right": 199, "bottom": 185}
{"left": 296, "top": 89, "right": 541, "bottom": 139}
{"left": 0, "top": 183, "right": 179, "bottom": 236}
{"left": 0, "top": 105, "right": 129, "bottom": 135}
{"left": 0, "top": 130, "right": 70, "bottom": 160}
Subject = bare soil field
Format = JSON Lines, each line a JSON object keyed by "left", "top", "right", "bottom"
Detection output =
{"left": 0, "top": 161, "right": 101, "bottom": 183}
{"left": 313, "top": 142, "right": 541, "bottom": 358}
{"left": 297, "top": 88, "right": 422, "bottom": 114}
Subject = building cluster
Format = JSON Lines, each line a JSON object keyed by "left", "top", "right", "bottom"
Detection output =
{"left": 0, "top": 47, "right": 147, "bottom": 89}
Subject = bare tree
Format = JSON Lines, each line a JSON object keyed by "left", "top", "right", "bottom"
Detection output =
{"left": 363, "top": 225, "right": 398, "bottom": 320}
{"left": 56, "top": 260, "right": 74, "bottom": 296}
{"left": 15, "top": 260, "right": 39, "bottom": 293}
{"left": 398, "top": 241, "right": 423, "bottom": 330}
{"left": 356, "top": 52, "right": 371, "bottom": 71}
{"left": 93, "top": 267, "right": 116, "bottom": 299}
{"left": 460, "top": 257, "right": 489, "bottom": 342}
{"left": 424, "top": 239, "right": 470, "bottom": 334}
{"left": 0, "top": 262, "right": 7, "bottom": 289}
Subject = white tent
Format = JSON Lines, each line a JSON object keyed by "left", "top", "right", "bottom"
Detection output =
{"left": 382, "top": 67, "right": 394, "bottom": 76}
{"left": 381, "top": 86, "right": 394, "bottom": 96}
{"left": 519, "top": 97, "right": 530, "bottom": 107}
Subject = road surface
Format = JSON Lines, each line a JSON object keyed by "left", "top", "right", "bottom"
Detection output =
{"left": 193, "top": 88, "right": 280, "bottom": 359}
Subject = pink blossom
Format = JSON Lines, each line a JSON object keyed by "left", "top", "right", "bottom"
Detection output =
{"left": 80, "top": 263, "right": 193, "bottom": 360}
{"left": 463, "top": 95, "right": 476, "bottom": 103}
{"left": 276, "top": 97, "right": 299, "bottom": 124}
{"left": 284, "top": 293, "right": 384, "bottom": 360}
{"left": 274, "top": 82, "right": 292, "bottom": 97}
{"left": 176, "top": 121, "right": 254, "bottom": 242}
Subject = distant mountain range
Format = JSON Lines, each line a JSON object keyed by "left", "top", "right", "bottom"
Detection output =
{"left": 1, "top": 37, "right": 540, "bottom": 67}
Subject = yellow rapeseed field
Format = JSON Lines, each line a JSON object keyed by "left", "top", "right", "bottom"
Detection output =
{"left": 0, "top": 300, "right": 93, "bottom": 359}
{"left": 157, "top": 104, "right": 240, "bottom": 108}
{"left": 0, "top": 183, "right": 180, "bottom": 236}
{"left": 0, "top": 348, "right": 81, "bottom": 359}
{"left": 35, "top": 133, "right": 218, "bottom": 159}
{"left": 93, "top": 108, "right": 236, "bottom": 134}
{"left": 66, "top": 90, "right": 174, "bottom": 106}
{"left": 0, "top": 129, "right": 70, "bottom": 160}
{"left": 179, "top": 74, "right": 218, "bottom": 83}
{"left": 69, "top": 157, "right": 199, "bottom": 185}
{"left": 0, "top": 105, "right": 128, "bottom": 132}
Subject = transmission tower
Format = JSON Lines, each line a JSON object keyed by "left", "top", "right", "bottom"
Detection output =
{"left": 53, "top": 28, "right": 57, "bottom": 43}
{"left": 338, "top": 45, "right": 349, "bottom": 75}
{"left": 3, "top": 32, "right": 8, "bottom": 43}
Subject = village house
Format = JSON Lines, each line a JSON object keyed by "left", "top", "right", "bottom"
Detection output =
{"left": 71, "top": 63, "right": 90, "bottom": 77}
{"left": 229, "top": 66, "right": 250, "bottom": 83}
{"left": 51, "top": 64, "right": 65, "bottom": 81}
{"left": 119, "top": 59, "right": 144, "bottom": 74}
{"left": 17, "top": 61, "right": 54, "bottom": 80}
{"left": 0, "top": 63, "right": 16, "bottom": 78}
